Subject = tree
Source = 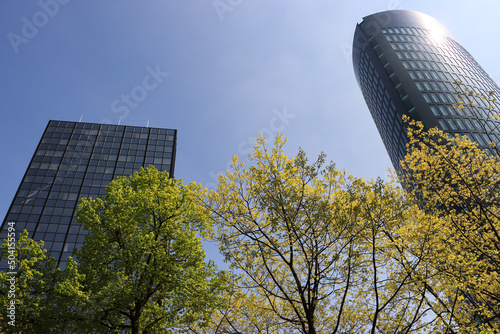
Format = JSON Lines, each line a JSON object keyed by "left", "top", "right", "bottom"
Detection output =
{"left": 401, "top": 118, "right": 500, "bottom": 333}
{"left": 187, "top": 284, "right": 292, "bottom": 334}
{"left": 0, "top": 167, "right": 229, "bottom": 333}
{"left": 202, "top": 134, "right": 437, "bottom": 333}
{"left": 74, "top": 166, "right": 230, "bottom": 333}
{"left": 0, "top": 230, "right": 86, "bottom": 334}
{"left": 452, "top": 80, "right": 499, "bottom": 156}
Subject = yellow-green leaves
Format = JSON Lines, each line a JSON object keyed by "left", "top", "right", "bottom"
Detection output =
{"left": 0, "top": 230, "right": 87, "bottom": 333}
{"left": 74, "top": 166, "right": 230, "bottom": 333}
{"left": 452, "top": 80, "right": 498, "bottom": 129}
{"left": 203, "top": 134, "right": 437, "bottom": 333}
{"left": 401, "top": 119, "right": 500, "bottom": 333}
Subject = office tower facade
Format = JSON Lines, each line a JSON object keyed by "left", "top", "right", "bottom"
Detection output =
{"left": 0, "top": 120, "right": 177, "bottom": 268}
{"left": 353, "top": 10, "right": 500, "bottom": 172}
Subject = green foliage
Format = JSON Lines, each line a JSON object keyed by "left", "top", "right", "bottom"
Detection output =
{"left": 0, "top": 167, "right": 229, "bottom": 334}
{"left": 75, "top": 166, "right": 230, "bottom": 333}
{"left": 401, "top": 118, "right": 500, "bottom": 333}
{"left": 6, "top": 127, "right": 500, "bottom": 333}
{"left": 201, "top": 134, "right": 435, "bottom": 333}
{"left": 0, "top": 230, "right": 86, "bottom": 334}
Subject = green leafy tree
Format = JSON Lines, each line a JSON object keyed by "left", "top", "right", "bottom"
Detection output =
{"left": 0, "top": 230, "right": 86, "bottom": 334}
{"left": 201, "top": 134, "right": 436, "bottom": 333}
{"left": 74, "top": 166, "right": 230, "bottom": 333}
{"left": 401, "top": 118, "right": 500, "bottom": 333}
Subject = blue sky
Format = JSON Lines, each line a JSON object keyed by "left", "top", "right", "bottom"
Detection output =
{"left": 1, "top": 1, "right": 500, "bottom": 262}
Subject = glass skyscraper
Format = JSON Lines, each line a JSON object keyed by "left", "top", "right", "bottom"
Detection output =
{"left": 0, "top": 120, "right": 177, "bottom": 268}
{"left": 353, "top": 10, "right": 500, "bottom": 173}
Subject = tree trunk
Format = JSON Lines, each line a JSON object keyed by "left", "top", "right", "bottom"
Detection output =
{"left": 132, "top": 317, "right": 140, "bottom": 334}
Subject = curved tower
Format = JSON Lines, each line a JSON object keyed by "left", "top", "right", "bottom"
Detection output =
{"left": 353, "top": 10, "right": 500, "bottom": 172}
